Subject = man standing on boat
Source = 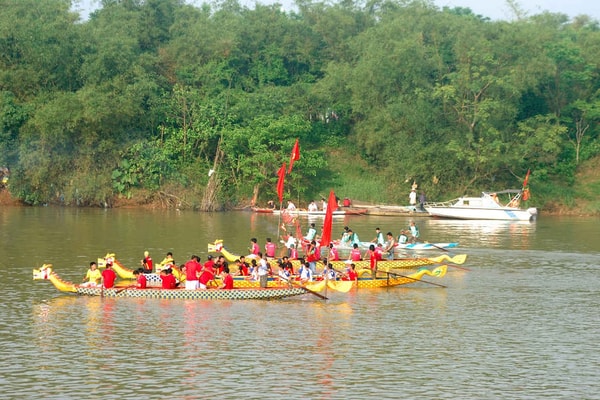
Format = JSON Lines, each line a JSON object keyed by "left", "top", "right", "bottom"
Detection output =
{"left": 101, "top": 263, "right": 117, "bottom": 289}
{"left": 384, "top": 232, "right": 396, "bottom": 260}
{"left": 307, "top": 200, "right": 318, "bottom": 212}
{"left": 257, "top": 253, "right": 269, "bottom": 288}
{"left": 184, "top": 255, "right": 201, "bottom": 290}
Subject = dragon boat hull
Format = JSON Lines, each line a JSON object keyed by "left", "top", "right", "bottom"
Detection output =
{"left": 227, "top": 266, "right": 447, "bottom": 289}
{"left": 207, "top": 240, "right": 467, "bottom": 268}
{"left": 73, "top": 286, "right": 308, "bottom": 300}
{"left": 33, "top": 265, "right": 309, "bottom": 300}
{"left": 112, "top": 264, "right": 447, "bottom": 290}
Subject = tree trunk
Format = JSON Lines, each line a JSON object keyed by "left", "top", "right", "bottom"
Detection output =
{"left": 199, "top": 137, "right": 224, "bottom": 211}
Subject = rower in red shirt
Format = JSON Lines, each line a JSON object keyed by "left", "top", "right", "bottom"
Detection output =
{"left": 199, "top": 265, "right": 215, "bottom": 289}
{"left": 220, "top": 265, "right": 234, "bottom": 289}
{"left": 160, "top": 268, "right": 177, "bottom": 289}
{"left": 141, "top": 250, "right": 153, "bottom": 273}
{"left": 101, "top": 263, "right": 117, "bottom": 288}
{"left": 133, "top": 268, "right": 147, "bottom": 289}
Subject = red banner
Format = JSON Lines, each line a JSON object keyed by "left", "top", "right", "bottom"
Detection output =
{"left": 287, "top": 139, "right": 300, "bottom": 174}
{"left": 276, "top": 163, "right": 286, "bottom": 204}
{"left": 319, "top": 190, "right": 338, "bottom": 248}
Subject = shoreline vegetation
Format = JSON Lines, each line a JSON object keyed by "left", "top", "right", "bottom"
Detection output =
{"left": 2, "top": 150, "right": 599, "bottom": 216}
{"left": 2, "top": 2, "right": 600, "bottom": 216}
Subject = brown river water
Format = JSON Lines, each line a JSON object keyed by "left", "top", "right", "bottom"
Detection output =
{"left": 1, "top": 206, "right": 599, "bottom": 399}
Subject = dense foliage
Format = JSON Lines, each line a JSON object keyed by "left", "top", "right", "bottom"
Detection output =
{"left": 1, "top": 0, "right": 599, "bottom": 209}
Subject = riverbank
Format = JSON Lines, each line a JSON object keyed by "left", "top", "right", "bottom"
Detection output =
{"left": 1, "top": 188, "right": 597, "bottom": 216}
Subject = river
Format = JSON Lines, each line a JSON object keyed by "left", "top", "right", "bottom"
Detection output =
{"left": 1, "top": 207, "right": 599, "bottom": 399}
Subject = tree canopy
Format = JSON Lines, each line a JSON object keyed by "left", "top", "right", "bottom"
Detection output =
{"left": 1, "top": 0, "right": 599, "bottom": 209}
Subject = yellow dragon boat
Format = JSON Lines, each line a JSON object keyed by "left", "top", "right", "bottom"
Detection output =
{"left": 207, "top": 239, "right": 466, "bottom": 270}
{"left": 32, "top": 265, "right": 312, "bottom": 300}
{"left": 103, "top": 255, "right": 447, "bottom": 290}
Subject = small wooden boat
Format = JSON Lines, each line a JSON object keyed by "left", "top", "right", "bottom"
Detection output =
{"left": 207, "top": 240, "right": 467, "bottom": 269}
{"left": 251, "top": 207, "right": 368, "bottom": 216}
{"left": 33, "top": 265, "right": 310, "bottom": 300}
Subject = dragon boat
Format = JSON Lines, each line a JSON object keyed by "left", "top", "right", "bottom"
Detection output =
{"left": 33, "top": 265, "right": 311, "bottom": 300}
{"left": 228, "top": 265, "right": 448, "bottom": 290}
{"left": 103, "top": 255, "right": 448, "bottom": 291}
{"left": 207, "top": 240, "right": 467, "bottom": 270}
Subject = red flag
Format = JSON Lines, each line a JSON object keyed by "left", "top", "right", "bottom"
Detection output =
{"left": 276, "top": 163, "right": 286, "bottom": 204}
{"left": 287, "top": 139, "right": 300, "bottom": 174}
{"left": 523, "top": 169, "right": 530, "bottom": 188}
{"left": 319, "top": 190, "right": 338, "bottom": 248}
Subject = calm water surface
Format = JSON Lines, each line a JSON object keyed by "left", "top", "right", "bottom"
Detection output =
{"left": 1, "top": 207, "right": 599, "bottom": 399}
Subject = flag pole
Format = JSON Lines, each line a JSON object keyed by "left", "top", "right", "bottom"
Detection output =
{"left": 277, "top": 200, "right": 283, "bottom": 244}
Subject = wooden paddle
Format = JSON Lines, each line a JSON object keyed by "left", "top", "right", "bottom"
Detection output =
{"left": 279, "top": 275, "right": 328, "bottom": 300}
{"left": 428, "top": 242, "right": 449, "bottom": 252}
{"left": 382, "top": 270, "right": 447, "bottom": 288}
{"left": 115, "top": 285, "right": 135, "bottom": 294}
{"left": 446, "top": 263, "right": 471, "bottom": 271}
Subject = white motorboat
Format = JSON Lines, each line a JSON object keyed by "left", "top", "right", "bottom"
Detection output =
{"left": 424, "top": 190, "right": 537, "bottom": 221}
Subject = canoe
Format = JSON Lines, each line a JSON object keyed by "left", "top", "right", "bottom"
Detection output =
{"left": 251, "top": 207, "right": 368, "bottom": 216}
{"left": 32, "top": 265, "right": 310, "bottom": 300}
{"left": 395, "top": 242, "right": 459, "bottom": 251}
{"left": 334, "top": 240, "right": 459, "bottom": 252}
{"left": 207, "top": 239, "right": 467, "bottom": 268}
